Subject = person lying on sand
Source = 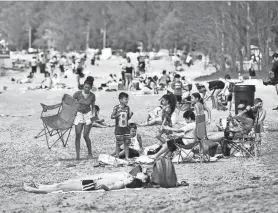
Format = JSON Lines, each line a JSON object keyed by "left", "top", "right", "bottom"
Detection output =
{"left": 23, "top": 169, "right": 150, "bottom": 194}
{"left": 91, "top": 105, "right": 113, "bottom": 128}
{"left": 14, "top": 72, "right": 35, "bottom": 84}
{"left": 140, "top": 99, "right": 177, "bottom": 127}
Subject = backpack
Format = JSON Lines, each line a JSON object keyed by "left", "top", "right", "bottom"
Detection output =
{"left": 151, "top": 158, "right": 177, "bottom": 188}
{"left": 228, "top": 82, "right": 235, "bottom": 93}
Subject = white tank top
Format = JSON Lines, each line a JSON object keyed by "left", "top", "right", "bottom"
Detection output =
{"left": 130, "top": 134, "right": 141, "bottom": 151}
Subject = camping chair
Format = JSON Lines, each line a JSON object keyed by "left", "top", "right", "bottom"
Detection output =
{"left": 223, "top": 114, "right": 262, "bottom": 157}
{"left": 35, "top": 94, "right": 79, "bottom": 149}
{"left": 167, "top": 114, "right": 214, "bottom": 164}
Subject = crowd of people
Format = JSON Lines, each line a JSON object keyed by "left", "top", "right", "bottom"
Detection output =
{"left": 23, "top": 52, "right": 278, "bottom": 194}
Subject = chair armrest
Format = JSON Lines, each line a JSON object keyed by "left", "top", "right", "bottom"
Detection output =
{"left": 40, "top": 103, "right": 62, "bottom": 112}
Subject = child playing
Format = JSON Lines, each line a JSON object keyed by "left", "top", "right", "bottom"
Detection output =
{"left": 171, "top": 74, "right": 183, "bottom": 103}
{"left": 156, "top": 94, "right": 177, "bottom": 144}
{"left": 111, "top": 92, "right": 134, "bottom": 160}
{"left": 92, "top": 105, "right": 112, "bottom": 128}
{"left": 114, "top": 123, "right": 143, "bottom": 159}
{"left": 191, "top": 92, "right": 211, "bottom": 124}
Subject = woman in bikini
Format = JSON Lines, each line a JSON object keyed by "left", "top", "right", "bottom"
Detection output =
{"left": 73, "top": 76, "right": 96, "bottom": 160}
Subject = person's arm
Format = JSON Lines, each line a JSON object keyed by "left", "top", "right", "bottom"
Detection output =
{"left": 137, "top": 134, "right": 143, "bottom": 149}
{"left": 111, "top": 106, "right": 119, "bottom": 119}
{"left": 163, "top": 126, "right": 184, "bottom": 133}
{"left": 100, "top": 180, "right": 126, "bottom": 191}
{"left": 91, "top": 96, "right": 95, "bottom": 121}
{"left": 203, "top": 104, "right": 211, "bottom": 123}
{"left": 128, "top": 107, "right": 133, "bottom": 120}
{"left": 257, "top": 109, "right": 266, "bottom": 124}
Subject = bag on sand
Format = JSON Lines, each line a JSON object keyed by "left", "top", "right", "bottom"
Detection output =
{"left": 151, "top": 158, "right": 177, "bottom": 188}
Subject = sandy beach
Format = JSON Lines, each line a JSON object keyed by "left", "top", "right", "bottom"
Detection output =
{"left": 1, "top": 59, "right": 278, "bottom": 213}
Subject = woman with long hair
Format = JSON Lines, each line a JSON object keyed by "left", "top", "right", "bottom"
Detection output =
{"left": 73, "top": 76, "right": 96, "bottom": 160}
{"left": 156, "top": 94, "right": 177, "bottom": 144}
{"left": 191, "top": 92, "right": 211, "bottom": 124}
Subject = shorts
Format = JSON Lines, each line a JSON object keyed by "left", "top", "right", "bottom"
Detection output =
{"left": 227, "top": 93, "right": 233, "bottom": 102}
{"left": 175, "top": 95, "right": 182, "bottom": 103}
{"left": 167, "top": 138, "right": 195, "bottom": 152}
{"left": 115, "top": 134, "right": 131, "bottom": 145}
{"left": 31, "top": 66, "right": 37, "bottom": 73}
{"left": 125, "top": 73, "right": 133, "bottom": 83}
{"left": 119, "top": 148, "right": 140, "bottom": 158}
{"left": 59, "top": 65, "right": 65, "bottom": 73}
{"left": 81, "top": 180, "right": 95, "bottom": 191}
{"left": 74, "top": 111, "right": 93, "bottom": 125}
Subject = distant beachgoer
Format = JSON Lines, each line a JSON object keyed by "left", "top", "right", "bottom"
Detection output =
{"left": 191, "top": 92, "right": 211, "bottom": 124}
{"left": 270, "top": 53, "right": 278, "bottom": 110}
{"left": 91, "top": 105, "right": 112, "bottom": 128}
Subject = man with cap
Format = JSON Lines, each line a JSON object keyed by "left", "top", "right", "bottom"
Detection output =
{"left": 270, "top": 53, "right": 278, "bottom": 110}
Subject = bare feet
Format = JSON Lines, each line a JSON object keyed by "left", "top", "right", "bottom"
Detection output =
{"left": 87, "top": 154, "right": 93, "bottom": 159}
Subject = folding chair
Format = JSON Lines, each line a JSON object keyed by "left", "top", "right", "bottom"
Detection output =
{"left": 35, "top": 94, "right": 79, "bottom": 149}
{"left": 224, "top": 117, "right": 262, "bottom": 157}
{"left": 169, "top": 114, "right": 215, "bottom": 163}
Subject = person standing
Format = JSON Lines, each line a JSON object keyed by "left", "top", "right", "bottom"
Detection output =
{"left": 270, "top": 53, "right": 278, "bottom": 110}
{"left": 73, "top": 76, "right": 96, "bottom": 160}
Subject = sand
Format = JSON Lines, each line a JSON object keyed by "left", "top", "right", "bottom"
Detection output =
{"left": 1, "top": 59, "right": 278, "bottom": 213}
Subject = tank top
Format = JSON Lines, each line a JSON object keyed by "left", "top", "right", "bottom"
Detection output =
{"left": 126, "top": 63, "right": 133, "bottom": 74}
{"left": 130, "top": 134, "right": 141, "bottom": 151}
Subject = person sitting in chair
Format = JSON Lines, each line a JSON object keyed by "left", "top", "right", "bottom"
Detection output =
{"left": 149, "top": 111, "right": 196, "bottom": 160}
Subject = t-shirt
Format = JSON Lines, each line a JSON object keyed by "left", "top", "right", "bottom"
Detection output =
{"left": 271, "top": 61, "right": 278, "bottom": 79}
{"left": 73, "top": 91, "right": 95, "bottom": 114}
{"left": 180, "top": 122, "right": 196, "bottom": 144}
{"left": 31, "top": 58, "right": 37, "bottom": 67}
{"left": 159, "top": 75, "right": 169, "bottom": 85}
{"left": 171, "top": 80, "right": 183, "bottom": 96}
{"left": 112, "top": 104, "right": 131, "bottom": 135}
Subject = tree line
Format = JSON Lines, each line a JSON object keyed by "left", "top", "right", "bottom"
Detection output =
{"left": 0, "top": 1, "right": 278, "bottom": 72}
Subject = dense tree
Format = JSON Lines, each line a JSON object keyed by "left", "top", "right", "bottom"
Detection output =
{"left": 1, "top": 1, "right": 278, "bottom": 71}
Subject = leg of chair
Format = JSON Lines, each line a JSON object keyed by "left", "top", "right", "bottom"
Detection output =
{"left": 43, "top": 123, "right": 51, "bottom": 149}
{"left": 34, "top": 128, "right": 46, "bottom": 139}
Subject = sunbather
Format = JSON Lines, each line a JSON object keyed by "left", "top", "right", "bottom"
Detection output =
{"left": 23, "top": 169, "right": 150, "bottom": 194}
{"left": 15, "top": 72, "right": 35, "bottom": 84}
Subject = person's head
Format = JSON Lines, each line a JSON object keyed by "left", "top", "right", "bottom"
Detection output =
{"left": 45, "top": 72, "right": 50, "bottom": 78}
{"left": 191, "top": 92, "right": 203, "bottom": 104}
{"left": 272, "top": 53, "right": 278, "bottom": 61}
{"left": 129, "top": 123, "right": 137, "bottom": 137}
{"left": 153, "top": 75, "right": 158, "bottom": 82}
{"left": 53, "top": 74, "right": 57, "bottom": 78}
{"left": 161, "top": 94, "right": 176, "bottom": 114}
{"left": 162, "top": 70, "right": 166, "bottom": 75}
{"left": 147, "top": 77, "right": 154, "bottom": 84}
{"left": 32, "top": 56, "right": 36, "bottom": 59}
{"left": 126, "top": 172, "right": 150, "bottom": 188}
{"left": 174, "top": 74, "right": 181, "bottom": 81}
{"left": 95, "top": 105, "right": 100, "bottom": 115}
{"left": 183, "top": 110, "right": 195, "bottom": 123}
{"left": 119, "top": 92, "right": 129, "bottom": 106}
{"left": 225, "top": 74, "right": 231, "bottom": 81}
{"left": 83, "top": 77, "right": 93, "bottom": 94}
{"left": 253, "top": 98, "right": 263, "bottom": 110}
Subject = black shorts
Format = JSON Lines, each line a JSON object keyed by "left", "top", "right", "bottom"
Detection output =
{"left": 175, "top": 95, "right": 182, "bottom": 103}
{"left": 59, "top": 65, "right": 65, "bottom": 73}
{"left": 119, "top": 148, "right": 140, "bottom": 159}
{"left": 81, "top": 180, "right": 96, "bottom": 191}
{"left": 167, "top": 138, "right": 184, "bottom": 152}
{"left": 227, "top": 93, "right": 233, "bottom": 102}
{"left": 31, "top": 66, "right": 37, "bottom": 73}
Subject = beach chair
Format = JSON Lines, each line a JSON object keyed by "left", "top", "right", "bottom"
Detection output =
{"left": 35, "top": 94, "right": 79, "bottom": 149}
{"left": 223, "top": 115, "right": 262, "bottom": 157}
{"left": 169, "top": 114, "right": 215, "bottom": 163}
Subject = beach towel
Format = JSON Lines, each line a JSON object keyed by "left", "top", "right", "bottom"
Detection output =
{"left": 98, "top": 154, "right": 128, "bottom": 166}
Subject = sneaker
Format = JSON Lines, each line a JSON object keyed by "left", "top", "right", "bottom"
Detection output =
{"left": 273, "top": 107, "right": 278, "bottom": 110}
